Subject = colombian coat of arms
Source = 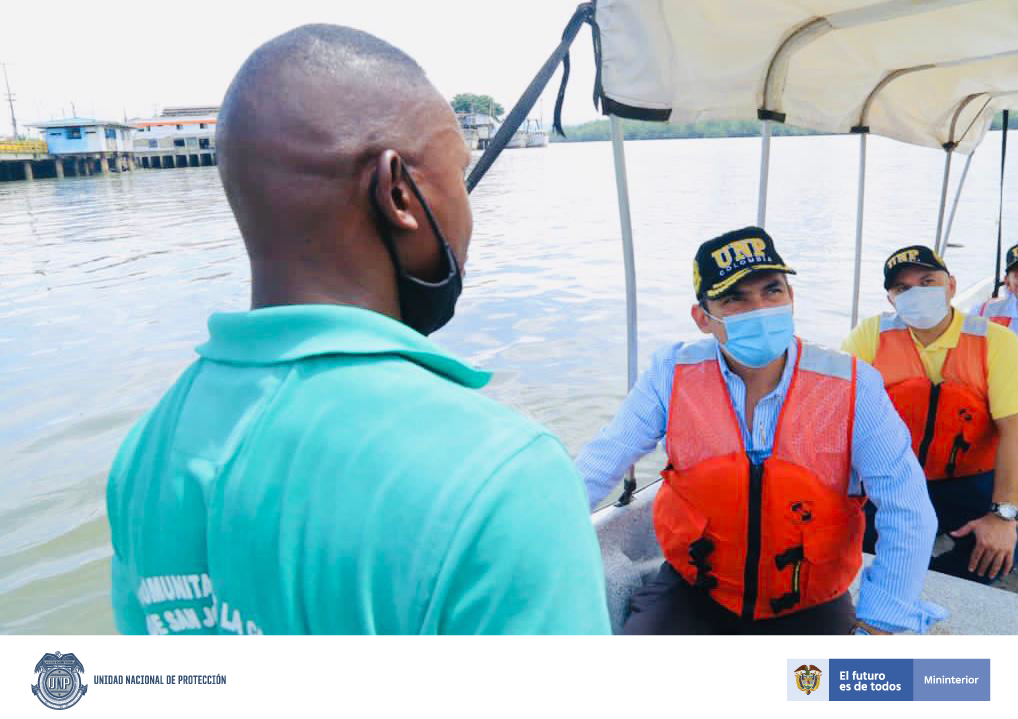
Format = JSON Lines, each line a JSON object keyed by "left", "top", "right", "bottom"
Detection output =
{"left": 793, "top": 664, "right": 823, "bottom": 695}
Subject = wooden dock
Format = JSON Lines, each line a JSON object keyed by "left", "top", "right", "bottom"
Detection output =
{"left": 0, "top": 139, "right": 217, "bottom": 182}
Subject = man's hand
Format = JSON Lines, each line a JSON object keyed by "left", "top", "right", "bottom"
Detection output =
{"left": 950, "top": 514, "right": 1017, "bottom": 579}
{"left": 851, "top": 619, "right": 892, "bottom": 636}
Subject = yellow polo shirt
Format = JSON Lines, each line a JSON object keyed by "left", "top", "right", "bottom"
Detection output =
{"left": 842, "top": 309, "right": 1018, "bottom": 420}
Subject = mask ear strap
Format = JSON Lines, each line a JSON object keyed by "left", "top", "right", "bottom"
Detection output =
{"left": 401, "top": 165, "right": 459, "bottom": 283}
{"left": 368, "top": 171, "right": 408, "bottom": 278}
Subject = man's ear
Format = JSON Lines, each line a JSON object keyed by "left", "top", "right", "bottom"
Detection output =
{"left": 373, "top": 150, "right": 419, "bottom": 233}
{"left": 947, "top": 274, "right": 958, "bottom": 301}
{"left": 691, "top": 303, "right": 713, "bottom": 335}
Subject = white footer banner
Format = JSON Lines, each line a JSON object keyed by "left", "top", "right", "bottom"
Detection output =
{"left": 1, "top": 635, "right": 1014, "bottom": 717}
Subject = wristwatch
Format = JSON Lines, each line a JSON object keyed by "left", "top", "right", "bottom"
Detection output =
{"left": 989, "top": 502, "right": 1018, "bottom": 521}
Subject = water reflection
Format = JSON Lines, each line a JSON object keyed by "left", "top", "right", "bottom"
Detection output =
{"left": 1, "top": 135, "right": 1015, "bottom": 632}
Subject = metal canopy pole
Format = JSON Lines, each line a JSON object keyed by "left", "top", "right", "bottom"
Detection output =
{"left": 934, "top": 147, "right": 954, "bottom": 253}
{"left": 939, "top": 150, "right": 974, "bottom": 257}
{"left": 850, "top": 132, "right": 868, "bottom": 328}
{"left": 993, "top": 109, "right": 1010, "bottom": 298}
{"left": 609, "top": 115, "right": 638, "bottom": 506}
{"left": 757, "top": 120, "right": 773, "bottom": 227}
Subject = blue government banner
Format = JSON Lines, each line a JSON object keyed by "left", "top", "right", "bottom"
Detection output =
{"left": 913, "top": 659, "right": 990, "bottom": 701}
{"left": 829, "top": 659, "right": 913, "bottom": 701}
{"left": 788, "top": 658, "right": 990, "bottom": 702}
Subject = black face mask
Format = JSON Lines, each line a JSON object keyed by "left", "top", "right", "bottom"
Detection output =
{"left": 370, "top": 165, "right": 463, "bottom": 336}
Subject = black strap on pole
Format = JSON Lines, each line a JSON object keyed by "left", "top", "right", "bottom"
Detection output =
{"left": 466, "top": 3, "right": 599, "bottom": 194}
{"left": 993, "top": 109, "right": 1009, "bottom": 298}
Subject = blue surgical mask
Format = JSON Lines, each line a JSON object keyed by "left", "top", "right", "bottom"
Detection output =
{"left": 893, "top": 286, "right": 949, "bottom": 330}
{"left": 705, "top": 304, "right": 795, "bottom": 368}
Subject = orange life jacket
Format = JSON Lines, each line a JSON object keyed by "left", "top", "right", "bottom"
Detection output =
{"left": 653, "top": 338, "right": 863, "bottom": 621}
{"left": 872, "top": 312, "right": 998, "bottom": 481}
{"left": 978, "top": 297, "right": 1015, "bottom": 330}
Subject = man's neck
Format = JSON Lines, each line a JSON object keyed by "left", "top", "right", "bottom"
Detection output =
{"left": 910, "top": 307, "right": 955, "bottom": 347}
{"left": 249, "top": 258, "right": 401, "bottom": 320}
{"left": 722, "top": 346, "right": 789, "bottom": 396}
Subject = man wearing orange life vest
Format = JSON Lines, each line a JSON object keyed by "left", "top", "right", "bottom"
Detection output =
{"left": 977, "top": 243, "right": 1018, "bottom": 335}
{"left": 842, "top": 245, "right": 1018, "bottom": 585}
{"left": 578, "top": 227, "right": 942, "bottom": 635}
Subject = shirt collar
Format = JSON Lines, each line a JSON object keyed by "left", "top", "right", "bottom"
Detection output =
{"left": 714, "top": 336, "right": 799, "bottom": 396}
{"left": 909, "top": 307, "right": 965, "bottom": 351}
{"left": 195, "top": 304, "right": 490, "bottom": 389}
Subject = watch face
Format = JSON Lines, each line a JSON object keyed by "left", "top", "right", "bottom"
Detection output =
{"left": 993, "top": 503, "right": 1018, "bottom": 520}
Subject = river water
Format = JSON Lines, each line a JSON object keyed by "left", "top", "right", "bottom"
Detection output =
{"left": 2, "top": 134, "right": 1016, "bottom": 634}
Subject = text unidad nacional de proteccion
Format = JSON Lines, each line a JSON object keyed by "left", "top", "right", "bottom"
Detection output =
{"left": 93, "top": 675, "right": 227, "bottom": 685}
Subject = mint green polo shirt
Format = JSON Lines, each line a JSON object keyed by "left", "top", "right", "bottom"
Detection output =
{"left": 106, "top": 305, "right": 610, "bottom": 635}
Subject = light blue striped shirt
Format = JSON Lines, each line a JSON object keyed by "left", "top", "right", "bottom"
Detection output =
{"left": 979, "top": 292, "right": 1018, "bottom": 336}
{"left": 576, "top": 336, "right": 945, "bottom": 633}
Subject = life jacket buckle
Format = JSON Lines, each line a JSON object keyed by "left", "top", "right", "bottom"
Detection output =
{"left": 687, "top": 538, "right": 717, "bottom": 592}
{"left": 688, "top": 538, "right": 714, "bottom": 563}
{"left": 774, "top": 546, "right": 804, "bottom": 570}
{"left": 771, "top": 545, "right": 804, "bottom": 613}
{"left": 946, "top": 433, "right": 971, "bottom": 479}
{"left": 770, "top": 590, "right": 800, "bottom": 613}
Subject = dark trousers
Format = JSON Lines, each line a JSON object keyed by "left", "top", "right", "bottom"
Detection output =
{"left": 622, "top": 562, "right": 856, "bottom": 635}
{"left": 863, "top": 472, "right": 1013, "bottom": 585}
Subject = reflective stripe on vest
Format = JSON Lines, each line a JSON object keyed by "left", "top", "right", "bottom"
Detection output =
{"left": 653, "top": 337, "right": 862, "bottom": 621}
{"left": 873, "top": 311, "right": 998, "bottom": 480}
{"left": 979, "top": 298, "right": 1015, "bottom": 330}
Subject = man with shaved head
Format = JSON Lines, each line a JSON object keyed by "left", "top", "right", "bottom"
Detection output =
{"left": 106, "top": 25, "right": 610, "bottom": 635}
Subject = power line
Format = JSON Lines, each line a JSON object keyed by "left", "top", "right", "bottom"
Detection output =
{"left": 1, "top": 62, "right": 17, "bottom": 138}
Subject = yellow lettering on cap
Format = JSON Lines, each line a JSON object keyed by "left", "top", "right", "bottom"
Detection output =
{"left": 712, "top": 238, "right": 768, "bottom": 270}
{"left": 692, "top": 261, "right": 702, "bottom": 294}
{"left": 886, "top": 249, "right": 920, "bottom": 270}
{"left": 712, "top": 246, "right": 734, "bottom": 269}
{"left": 730, "top": 240, "right": 754, "bottom": 263}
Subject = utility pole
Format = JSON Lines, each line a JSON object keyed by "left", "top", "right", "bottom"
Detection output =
{"left": 2, "top": 62, "right": 17, "bottom": 139}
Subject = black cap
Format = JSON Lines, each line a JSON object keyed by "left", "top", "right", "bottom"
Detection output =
{"left": 883, "top": 245, "right": 949, "bottom": 289}
{"left": 1006, "top": 244, "right": 1018, "bottom": 273}
{"left": 693, "top": 226, "right": 796, "bottom": 300}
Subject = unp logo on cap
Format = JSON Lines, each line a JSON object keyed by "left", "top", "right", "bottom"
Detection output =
{"left": 885, "top": 248, "right": 921, "bottom": 272}
{"left": 32, "top": 651, "right": 87, "bottom": 710}
{"left": 710, "top": 236, "right": 769, "bottom": 272}
{"left": 693, "top": 227, "right": 796, "bottom": 299}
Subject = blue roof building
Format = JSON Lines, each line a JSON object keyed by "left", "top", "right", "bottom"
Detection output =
{"left": 28, "top": 118, "right": 135, "bottom": 156}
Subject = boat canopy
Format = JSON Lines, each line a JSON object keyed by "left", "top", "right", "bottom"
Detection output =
{"left": 595, "top": 0, "right": 1018, "bottom": 154}
{"left": 463, "top": 0, "right": 1015, "bottom": 505}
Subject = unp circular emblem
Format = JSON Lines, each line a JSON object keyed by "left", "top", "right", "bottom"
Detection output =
{"left": 32, "top": 651, "right": 87, "bottom": 710}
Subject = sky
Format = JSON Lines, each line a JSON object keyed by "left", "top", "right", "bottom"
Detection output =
{"left": 0, "top": 0, "right": 600, "bottom": 136}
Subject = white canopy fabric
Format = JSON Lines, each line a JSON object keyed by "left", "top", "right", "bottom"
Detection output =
{"left": 595, "top": 0, "right": 1018, "bottom": 153}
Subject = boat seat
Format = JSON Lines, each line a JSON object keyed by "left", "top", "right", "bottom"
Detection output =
{"left": 593, "top": 480, "right": 663, "bottom": 634}
{"left": 593, "top": 479, "right": 1018, "bottom": 635}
